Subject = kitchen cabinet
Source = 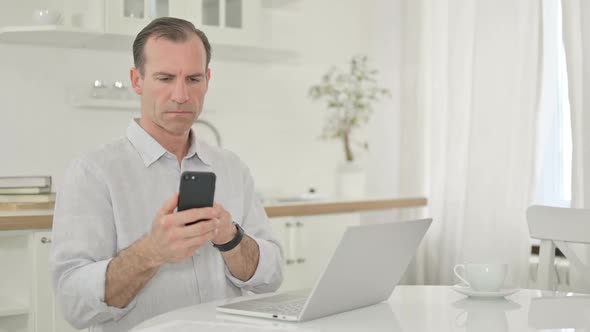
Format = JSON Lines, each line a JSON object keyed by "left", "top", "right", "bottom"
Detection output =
{"left": 0, "top": 232, "right": 29, "bottom": 332}
{"left": 105, "top": 0, "right": 188, "bottom": 36}
{"left": 270, "top": 214, "right": 360, "bottom": 292}
{"left": 106, "top": 0, "right": 261, "bottom": 47}
{"left": 186, "top": 0, "right": 262, "bottom": 47}
{"left": 29, "top": 232, "right": 81, "bottom": 332}
{"left": 0, "top": 0, "right": 298, "bottom": 62}
{"left": 30, "top": 232, "right": 52, "bottom": 332}
{"left": 0, "top": 230, "right": 82, "bottom": 332}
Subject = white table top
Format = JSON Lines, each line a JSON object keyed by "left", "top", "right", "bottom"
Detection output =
{"left": 131, "top": 285, "right": 590, "bottom": 332}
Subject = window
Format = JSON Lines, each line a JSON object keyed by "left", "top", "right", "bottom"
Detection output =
{"left": 535, "top": 0, "right": 572, "bottom": 208}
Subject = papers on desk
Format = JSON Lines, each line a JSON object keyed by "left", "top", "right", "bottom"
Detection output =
{"left": 135, "top": 320, "right": 312, "bottom": 332}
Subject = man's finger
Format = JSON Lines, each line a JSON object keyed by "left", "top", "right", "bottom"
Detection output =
{"left": 159, "top": 192, "right": 179, "bottom": 216}
{"left": 182, "top": 219, "right": 219, "bottom": 239}
{"left": 183, "top": 227, "right": 218, "bottom": 248}
{"left": 173, "top": 207, "right": 218, "bottom": 226}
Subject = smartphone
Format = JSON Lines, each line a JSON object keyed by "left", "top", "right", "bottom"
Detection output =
{"left": 177, "top": 171, "right": 216, "bottom": 226}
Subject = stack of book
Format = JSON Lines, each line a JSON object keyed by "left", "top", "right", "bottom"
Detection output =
{"left": 0, "top": 176, "right": 54, "bottom": 203}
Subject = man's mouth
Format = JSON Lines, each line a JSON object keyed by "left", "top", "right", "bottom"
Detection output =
{"left": 166, "top": 110, "right": 193, "bottom": 114}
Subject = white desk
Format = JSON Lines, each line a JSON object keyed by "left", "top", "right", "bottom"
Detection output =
{"left": 131, "top": 286, "right": 590, "bottom": 332}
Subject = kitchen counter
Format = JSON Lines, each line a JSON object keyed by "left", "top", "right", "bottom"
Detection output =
{"left": 0, "top": 197, "right": 427, "bottom": 231}
{"left": 264, "top": 197, "right": 426, "bottom": 216}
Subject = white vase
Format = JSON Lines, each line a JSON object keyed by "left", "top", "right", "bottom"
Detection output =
{"left": 335, "top": 161, "right": 366, "bottom": 199}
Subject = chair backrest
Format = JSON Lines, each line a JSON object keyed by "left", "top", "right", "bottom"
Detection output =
{"left": 526, "top": 205, "right": 590, "bottom": 290}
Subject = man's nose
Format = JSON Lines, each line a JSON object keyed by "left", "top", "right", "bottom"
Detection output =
{"left": 171, "top": 80, "right": 189, "bottom": 104}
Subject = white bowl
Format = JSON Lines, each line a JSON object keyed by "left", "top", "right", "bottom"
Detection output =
{"left": 32, "top": 9, "right": 62, "bottom": 25}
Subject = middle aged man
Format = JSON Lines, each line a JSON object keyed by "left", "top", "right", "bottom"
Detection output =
{"left": 50, "top": 17, "right": 283, "bottom": 332}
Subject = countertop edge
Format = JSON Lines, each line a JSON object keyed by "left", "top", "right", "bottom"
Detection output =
{"left": 0, "top": 197, "right": 428, "bottom": 231}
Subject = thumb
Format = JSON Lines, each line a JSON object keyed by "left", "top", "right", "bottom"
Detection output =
{"left": 159, "top": 192, "right": 179, "bottom": 216}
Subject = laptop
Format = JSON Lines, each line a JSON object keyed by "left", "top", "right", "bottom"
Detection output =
{"left": 217, "top": 218, "right": 432, "bottom": 322}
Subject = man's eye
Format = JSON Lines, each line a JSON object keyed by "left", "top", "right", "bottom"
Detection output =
{"left": 189, "top": 77, "right": 201, "bottom": 83}
{"left": 158, "top": 77, "right": 171, "bottom": 82}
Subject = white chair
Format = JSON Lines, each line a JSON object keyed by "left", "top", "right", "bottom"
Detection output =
{"left": 526, "top": 205, "right": 590, "bottom": 290}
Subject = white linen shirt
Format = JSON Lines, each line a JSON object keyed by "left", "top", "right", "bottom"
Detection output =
{"left": 49, "top": 119, "right": 283, "bottom": 332}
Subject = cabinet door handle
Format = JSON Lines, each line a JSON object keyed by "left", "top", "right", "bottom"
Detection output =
{"left": 284, "top": 221, "right": 305, "bottom": 265}
{"left": 294, "top": 220, "right": 305, "bottom": 264}
{"left": 41, "top": 237, "right": 52, "bottom": 244}
{"left": 285, "top": 222, "right": 295, "bottom": 265}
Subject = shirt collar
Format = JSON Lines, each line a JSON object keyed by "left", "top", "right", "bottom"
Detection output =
{"left": 187, "top": 129, "right": 212, "bottom": 166}
{"left": 126, "top": 119, "right": 212, "bottom": 167}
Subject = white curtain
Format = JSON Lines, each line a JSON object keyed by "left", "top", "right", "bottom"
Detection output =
{"left": 561, "top": 0, "right": 590, "bottom": 292}
{"left": 400, "top": 0, "right": 542, "bottom": 286}
{"left": 562, "top": 0, "right": 590, "bottom": 209}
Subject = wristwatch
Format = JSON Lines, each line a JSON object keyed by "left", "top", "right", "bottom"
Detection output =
{"left": 213, "top": 222, "right": 244, "bottom": 252}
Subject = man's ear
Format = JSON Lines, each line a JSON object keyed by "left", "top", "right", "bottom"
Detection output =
{"left": 206, "top": 67, "right": 211, "bottom": 89}
{"left": 130, "top": 67, "right": 143, "bottom": 95}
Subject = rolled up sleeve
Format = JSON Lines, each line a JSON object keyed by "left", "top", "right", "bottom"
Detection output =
{"left": 54, "top": 258, "right": 137, "bottom": 329}
{"left": 224, "top": 162, "right": 284, "bottom": 293}
{"left": 49, "top": 158, "right": 135, "bottom": 329}
{"left": 224, "top": 234, "right": 284, "bottom": 292}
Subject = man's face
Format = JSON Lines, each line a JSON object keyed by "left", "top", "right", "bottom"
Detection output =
{"left": 131, "top": 35, "right": 210, "bottom": 137}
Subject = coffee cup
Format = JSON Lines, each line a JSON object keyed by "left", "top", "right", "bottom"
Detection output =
{"left": 453, "top": 263, "right": 507, "bottom": 292}
{"left": 32, "top": 9, "right": 62, "bottom": 25}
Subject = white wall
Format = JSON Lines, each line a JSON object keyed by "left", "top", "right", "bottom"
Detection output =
{"left": 399, "top": 0, "right": 426, "bottom": 198}
{"left": 0, "top": 0, "right": 402, "bottom": 200}
{"left": 366, "top": 0, "right": 401, "bottom": 198}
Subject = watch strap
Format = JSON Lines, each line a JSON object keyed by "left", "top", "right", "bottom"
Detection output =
{"left": 213, "top": 222, "right": 244, "bottom": 252}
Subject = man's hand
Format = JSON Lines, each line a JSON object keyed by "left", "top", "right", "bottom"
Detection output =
{"left": 211, "top": 203, "right": 237, "bottom": 245}
{"left": 144, "top": 193, "right": 221, "bottom": 267}
{"left": 207, "top": 203, "right": 261, "bottom": 281}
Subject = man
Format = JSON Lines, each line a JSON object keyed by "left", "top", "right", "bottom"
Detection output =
{"left": 49, "top": 17, "right": 283, "bottom": 332}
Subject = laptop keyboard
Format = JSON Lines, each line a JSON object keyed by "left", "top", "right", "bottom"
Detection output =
{"left": 255, "top": 298, "right": 307, "bottom": 316}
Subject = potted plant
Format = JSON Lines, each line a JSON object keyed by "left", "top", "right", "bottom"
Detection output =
{"left": 309, "top": 55, "right": 390, "bottom": 162}
{"left": 309, "top": 55, "right": 390, "bottom": 197}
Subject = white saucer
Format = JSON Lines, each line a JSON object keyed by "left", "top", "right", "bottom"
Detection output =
{"left": 452, "top": 284, "right": 520, "bottom": 298}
